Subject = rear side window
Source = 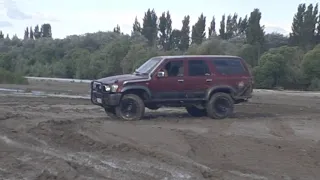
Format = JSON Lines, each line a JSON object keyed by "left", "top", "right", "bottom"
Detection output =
{"left": 211, "top": 58, "right": 246, "bottom": 75}
{"left": 188, "top": 60, "right": 210, "bottom": 76}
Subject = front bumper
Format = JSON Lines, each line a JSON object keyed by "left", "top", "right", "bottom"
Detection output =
{"left": 91, "top": 91, "right": 121, "bottom": 106}
{"left": 90, "top": 81, "right": 121, "bottom": 107}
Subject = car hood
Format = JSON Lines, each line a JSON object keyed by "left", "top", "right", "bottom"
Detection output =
{"left": 96, "top": 74, "right": 149, "bottom": 84}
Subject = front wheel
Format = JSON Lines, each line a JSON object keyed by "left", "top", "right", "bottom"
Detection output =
{"left": 115, "top": 94, "right": 145, "bottom": 121}
{"left": 206, "top": 92, "right": 234, "bottom": 119}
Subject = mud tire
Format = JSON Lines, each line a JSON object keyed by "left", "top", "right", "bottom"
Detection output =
{"left": 206, "top": 92, "right": 234, "bottom": 119}
{"left": 115, "top": 94, "right": 145, "bottom": 121}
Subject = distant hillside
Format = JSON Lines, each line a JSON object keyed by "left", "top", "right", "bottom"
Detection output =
{"left": 264, "top": 26, "right": 290, "bottom": 35}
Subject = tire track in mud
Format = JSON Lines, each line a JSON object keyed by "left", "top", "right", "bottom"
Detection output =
{"left": 23, "top": 118, "right": 275, "bottom": 180}
{"left": 29, "top": 121, "right": 224, "bottom": 179}
{"left": 1, "top": 95, "right": 320, "bottom": 179}
{"left": 175, "top": 128, "right": 320, "bottom": 180}
{"left": 265, "top": 118, "right": 296, "bottom": 139}
{"left": 175, "top": 129, "right": 289, "bottom": 179}
{"left": 0, "top": 133, "right": 198, "bottom": 180}
{"left": 23, "top": 119, "right": 217, "bottom": 179}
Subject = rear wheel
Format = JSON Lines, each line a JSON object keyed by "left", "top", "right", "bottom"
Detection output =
{"left": 104, "top": 107, "right": 118, "bottom": 119}
{"left": 115, "top": 94, "right": 145, "bottom": 121}
{"left": 206, "top": 92, "right": 234, "bottom": 119}
{"left": 186, "top": 106, "right": 207, "bottom": 117}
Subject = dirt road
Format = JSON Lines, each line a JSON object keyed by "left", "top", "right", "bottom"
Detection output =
{"left": 0, "top": 81, "right": 320, "bottom": 180}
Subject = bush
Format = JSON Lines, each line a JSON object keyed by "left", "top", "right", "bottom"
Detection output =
{"left": 308, "top": 78, "right": 320, "bottom": 91}
{"left": 0, "top": 68, "right": 28, "bottom": 84}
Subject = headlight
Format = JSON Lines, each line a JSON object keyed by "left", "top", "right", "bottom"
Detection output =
{"left": 104, "top": 85, "right": 111, "bottom": 91}
{"left": 103, "top": 84, "right": 118, "bottom": 92}
{"left": 111, "top": 84, "right": 119, "bottom": 92}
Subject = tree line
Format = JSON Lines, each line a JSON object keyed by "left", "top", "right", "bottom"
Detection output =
{"left": 0, "top": 3, "right": 320, "bottom": 90}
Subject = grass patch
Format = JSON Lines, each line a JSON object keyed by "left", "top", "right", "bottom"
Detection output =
{"left": 0, "top": 68, "right": 28, "bottom": 85}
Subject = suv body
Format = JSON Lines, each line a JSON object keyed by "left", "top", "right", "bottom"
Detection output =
{"left": 91, "top": 55, "right": 253, "bottom": 120}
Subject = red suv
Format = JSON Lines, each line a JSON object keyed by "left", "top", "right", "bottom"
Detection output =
{"left": 91, "top": 55, "right": 253, "bottom": 120}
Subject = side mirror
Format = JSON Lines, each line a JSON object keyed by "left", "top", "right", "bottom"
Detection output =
{"left": 157, "top": 71, "right": 165, "bottom": 77}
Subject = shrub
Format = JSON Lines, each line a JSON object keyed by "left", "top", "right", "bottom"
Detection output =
{"left": 0, "top": 68, "right": 28, "bottom": 84}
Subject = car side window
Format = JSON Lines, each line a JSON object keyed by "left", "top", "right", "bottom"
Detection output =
{"left": 212, "top": 58, "right": 246, "bottom": 75}
{"left": 188, "top": 60, "right": 210, "bottom": 76}
{"left": 163, "top": 60, "right": 184, "bottom": 77}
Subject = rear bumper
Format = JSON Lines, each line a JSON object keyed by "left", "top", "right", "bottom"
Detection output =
{"left": 233, "top": 84, "right": 253, "bottom": 101}
{"left": 91, "top": 91, "right": 122, "bottom": 106}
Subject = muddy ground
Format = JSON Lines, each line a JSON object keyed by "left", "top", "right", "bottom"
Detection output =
{"left": 0, "top": 80, "right": 320, "bottom": 180}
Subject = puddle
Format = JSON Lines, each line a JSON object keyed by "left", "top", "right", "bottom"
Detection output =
{"left": 148, "top": 125, "right": 209, "bottom": 134}
{"left": 228, "top": 170, "right": 268, "bottom": 180}
{"left": 0, "top": 88, "right": 25, "bottom": 93}
{"left": 0, "top": 90, "right": 90, "bottom": 99}
{"left": 26, "top": 76, "right": 92, "bottom": 83}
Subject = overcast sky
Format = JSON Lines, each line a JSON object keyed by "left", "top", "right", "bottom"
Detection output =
{"left": 0, "top": 0, "right": 319, "bottom": 39}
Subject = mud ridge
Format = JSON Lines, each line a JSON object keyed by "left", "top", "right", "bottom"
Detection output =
{"left": 27, "top": 119, "right": 220, "bottom": 179}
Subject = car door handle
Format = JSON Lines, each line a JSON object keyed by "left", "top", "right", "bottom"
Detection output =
{"left": 206, "top": 79, "right": 212, "bottom": 82}
{"left": 178, "top": 79, "right": 184, "bottom": 82}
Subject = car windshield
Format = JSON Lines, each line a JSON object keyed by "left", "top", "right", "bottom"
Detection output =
{"left": 134, "top": 57, "right": 162, "bottom": 75}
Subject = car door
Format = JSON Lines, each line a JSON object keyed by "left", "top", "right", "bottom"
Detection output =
{"left": 184, "top": 59, "right": 213, "bottom": 99}
{"left": 148, "top": 59, "right": 186, "bottom": 100}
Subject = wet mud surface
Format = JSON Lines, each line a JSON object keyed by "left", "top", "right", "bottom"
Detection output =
{"left": 0, "top": 81, "right": 320, "bottom": 180}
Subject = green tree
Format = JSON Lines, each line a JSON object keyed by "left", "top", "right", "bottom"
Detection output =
{"left": 290, "top": 3, "right": 318, "bottom": 50}
{"left": 237, "top": 15, "right": 248, "bottom": 36}
{"left": 289, "top": 3, "right": 305, "bottom": 46}
{"left": 180, "top": 15, "right": 190, "bottom": 51}
{"left": 187, "top": 37, "right": 240, "bottom": 55}
{"left": 141, "top": 9, "right": 158, "bottom": 46}
{"left": 191, "top": 13, "right": 206, "bottom": 44}
{"left": 219, "top": 15, "right": 226, "bottom": 39}
{"left": 165, "top": 11, "right": 172, "bottom": 50}
{"left": 132, "top": 16, "right": 141, "bottom": 33}
{"left": 302, "top": 3, "right": 318, "bottom": 49}
{"left": 208, "top": 16, "right": 216, "bottom": 37}
{"left": 24, "top": 27, "right": 29, "bottom": 40}
{"left": 226, "top": 14, "right": 239, "bottom": 39}
{"left": 169, "top": 29, "right": 181, "bottom": 50}
{"left": 159, "top": 12, "right": 167, "bottom": 49}
{"left": 253, "top": 53, "right": 287, "bottom": 88}
{"left": 29, "top": 27, "right": 34, "bottom": 40}
{"left": 316, "top": 15, "right": 320, "bottom": 44}
{"left": 265, "top": 33, "right": 289, "bottom": 50}
{"left": 226, "top": 15, "right": 232, "bottom": 39}
{"left": 113, "top": 24, "right": 121, "bottom": 33}
{"left": 34, "top": 25, "right": 41, "bottom": 39}
{"left": 245, "top": 8, "right": 265, "bottom": 66}
{"left": 158, "top": 11, "right": 172, "bottom": 50}
{"left": 41, "top": 23, "right": 52, "bottom": 38}
{"left": 246, "top": 9, "right": 265, "bottom": 46}
{"left": 253, "top": 46, "right": 306, "bottom": 89}
{"left": 302, "top": 45, "right": 320, "bottom": 81}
